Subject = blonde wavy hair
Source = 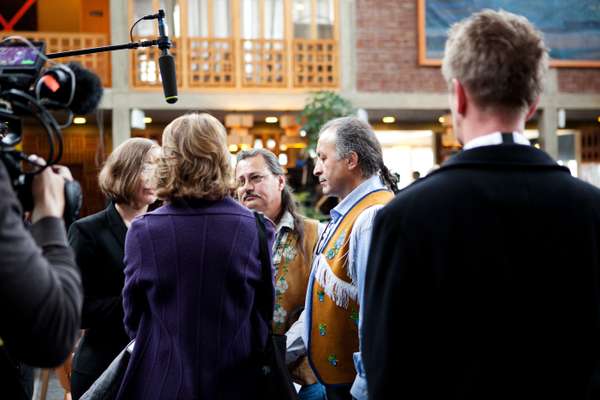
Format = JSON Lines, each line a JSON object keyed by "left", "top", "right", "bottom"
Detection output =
{"left": 157, "top": 113, "right": 232, "bottom": 201}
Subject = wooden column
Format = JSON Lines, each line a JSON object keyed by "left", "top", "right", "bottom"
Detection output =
{"left": 280, "top": 114, "right": 306, "bottom": 167}
{"left": 225, "top": 113, "right": 254, "bottom": 152}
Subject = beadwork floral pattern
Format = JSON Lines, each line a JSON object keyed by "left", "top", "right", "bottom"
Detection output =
{"left": 317, "top": 289, "right": 325, "bottom": 302}
{"left": 273, "top": 303, "right": 287, "bottom": 324}
{"left": 272, "top": 228, "right": 298, "bottom": 331}
{"left": 275, "top": 276, "right": 289, "bottom": 295}
{"left": 326, "top": 229, "right": 346, "bottom": 260}
{"left": 350, "top": 308, "right": 359, "bottom": 326}
{"left": 328, "top": 354, "right": 338, "bottom": 366}
{"left": 319, "top": 323, "right": 327, "bottom": 336}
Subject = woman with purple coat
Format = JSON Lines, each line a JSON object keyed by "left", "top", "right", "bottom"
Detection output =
{"left": 116, "top": 113, "right": 274, "bottom": 399}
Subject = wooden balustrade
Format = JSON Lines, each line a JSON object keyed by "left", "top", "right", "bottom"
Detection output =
{"left": 241, "top": 39, "right": 287, "bottom": 88}
{"left": 293, "top": 39, "right": 338, "bottom": 88}
{"left": 130, "top": 37, "right": 183, "bottom": 88}
{"left": 1, "top": 32, "right": 337, "bottom": 90}
{"left": 131, "top": 36, "right": 338, "bottom": 90}
{"left": 2, "top": 31, "right": 111, "bottom": 87}
{"left": 187, "top": 38, "right": 235, "bottom": 87}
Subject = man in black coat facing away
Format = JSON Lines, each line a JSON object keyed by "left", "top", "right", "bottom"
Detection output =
{"left": 363, "top": 10, "right": 600, "bottom": 400}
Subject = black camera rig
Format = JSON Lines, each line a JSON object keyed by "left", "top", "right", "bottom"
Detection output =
{"left": 0, "top": 39, "right": 87, "bottom": 227}
{"left": 0, "top": 9, "right": 177, "bottom": 227}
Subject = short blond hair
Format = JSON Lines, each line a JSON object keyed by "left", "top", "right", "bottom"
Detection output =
{"left": 98, "top": 137, "right": 157, "bottom": 205}
{"left": 157, "top": 113, "right": 232, "bottom": 201}
{"left": 441, "top": 9, "right": 548, "bottom": 111}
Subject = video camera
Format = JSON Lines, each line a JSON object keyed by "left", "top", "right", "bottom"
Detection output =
{"left": 0, "top": 37, "right": 104, "bottom": 226}
{"left": 1, "top": 10, "right": 177, "bottom": 226}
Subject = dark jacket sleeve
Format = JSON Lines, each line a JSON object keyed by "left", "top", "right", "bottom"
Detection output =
{"left": 68, "top": 221, "right": 124, "bottom": 330}
{"left": 249, "top": 215, "right": 276, "bottom": 353}
{"left": 0, "top": 163, "right": 83, "bottom": 368}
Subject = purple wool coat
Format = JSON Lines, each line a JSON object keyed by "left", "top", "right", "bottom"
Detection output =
{"left": 116, "top": 197, "right": 274, "bottom": 399}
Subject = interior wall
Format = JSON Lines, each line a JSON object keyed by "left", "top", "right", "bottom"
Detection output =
{"left": 80, "top": 0, "right": 111, "bottom": 35}
{"left": 37, "top": 0, "right": 82, "bottom": 32}
{"left": 21, "top": 123, "right": 111, "bottom": 217}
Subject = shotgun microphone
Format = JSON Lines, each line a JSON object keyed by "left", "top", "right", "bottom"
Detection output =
{"left": 156, "top": 10, "right": 178, "bottom": 104}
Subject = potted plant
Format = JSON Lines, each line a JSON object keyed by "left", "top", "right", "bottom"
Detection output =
{"left": 299, "top": 91, "right": 354, "bottom": 148}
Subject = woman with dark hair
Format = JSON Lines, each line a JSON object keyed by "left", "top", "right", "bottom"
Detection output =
{"left": 69, "top": 137, "right": 160, "bottom": 399}
{"left": 116, "top": 113, "right": 274, "bottom": 399}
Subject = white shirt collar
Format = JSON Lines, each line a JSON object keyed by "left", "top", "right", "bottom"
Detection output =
{"left": 330, "top": 175, "right": 386, "bottom": 222}
{"left": 463, "top": 131, "right": 530, "bottom": 150}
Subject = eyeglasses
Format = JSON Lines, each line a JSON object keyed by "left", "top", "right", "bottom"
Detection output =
{"left": 141, "top": 163, "right": 157, "bottom": 181}
{"left": 141, "top": 163, "right": 157, "bottom": 174}
{"left": 236, "top": 173, "right": 270, "bottom": 188}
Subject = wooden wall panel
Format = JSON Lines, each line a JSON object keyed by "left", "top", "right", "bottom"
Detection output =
{"left": 581, "top": 126, "right": 600, "bottom": 162}
{"left": 21, "top": 125, "right": 111, "bottom": 218}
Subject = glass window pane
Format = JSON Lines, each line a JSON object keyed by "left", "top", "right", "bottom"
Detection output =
{"left": 213, "top": 0, "right": 231, "bottom": 38}
{"left": 264, "top": 0, "right": 284, "bottom": 39}
{"left": 293, "top": 0, "right": 311, "bottom": 38}
{"left": 317, "top": 0, "right": 333, "bottom": 39}
{"left": 188, "top": 0, "right": 208, "bottom": 36}
{"left": 159, "top": 0, "right": 180, "bottom": 37}
{"left": 133, "top": 0, "right": 154, "bottom": 37}
{"left": 242, "top": 0, "right": 260, "bottom": 39}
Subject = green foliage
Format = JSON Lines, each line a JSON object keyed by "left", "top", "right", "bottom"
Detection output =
{"left": 299, "top": 91, "right": 355, "bottom": 148}
{"left": 294, "top": 190, "right": 328, "bottom": 222}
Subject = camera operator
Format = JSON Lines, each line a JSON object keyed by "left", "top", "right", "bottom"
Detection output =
{"left": 0, "top": 156, "right": 83, "bottom": 399}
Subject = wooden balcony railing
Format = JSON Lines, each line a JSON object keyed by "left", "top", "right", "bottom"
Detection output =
{"left": 241, "top": 39, "right": 287, "bottom": 88}
{"left": 1, "top": 32, "right": 111, "bottom": 87}
{"left": 187, "top": 38, "right": 235, "bottom": 87}
{"left": 1, "top": 32, "right": 336, "bottom": 91}
{"left": 293, "top": 39, "right": 338, "bottom": 87}
{"left": 131, "top": 36, "right": 338, "bottom": 90}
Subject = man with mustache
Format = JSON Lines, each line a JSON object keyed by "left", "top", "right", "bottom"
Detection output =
{"left": 235, "top": 148, "right": 325, "bottom": 400}
{"left": 288, "top": 117, "right": 398, "bottom": 400}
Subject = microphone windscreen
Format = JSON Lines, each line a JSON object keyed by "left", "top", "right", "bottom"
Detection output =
{"left": 67, "top": 62, "right": 104, "bottom": 115}
{"left": 159, "top": 54, "right": 178, "bottom": 104}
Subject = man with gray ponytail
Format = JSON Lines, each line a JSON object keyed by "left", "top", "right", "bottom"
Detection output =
{"left": 288, "top": 116, "right": 396, "bottom": 400}
{"left": 235, "top": 148, "right": 325, "bottom": 399}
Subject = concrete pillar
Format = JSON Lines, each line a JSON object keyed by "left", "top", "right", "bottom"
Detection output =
{"left": 339, "top": 0, "right": 356, "bottom": 93}
{"left": 112, "top": 107, "right": 131, "bottom": 147}
{"left": 538, "top": 68, "right": 559, "bottom": 159}
{"left": 539, "top": 107, "right": 558, "bottom": 160}
{"left": 110, "top": 0, "right": 131, "bottom": 145}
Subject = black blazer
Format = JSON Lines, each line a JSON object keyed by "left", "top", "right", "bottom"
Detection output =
{"left": 68, "top": 202, "right": 130, "bottom": 377}
{"left": 363, "top": 144, "right": 600, "bottom": 400}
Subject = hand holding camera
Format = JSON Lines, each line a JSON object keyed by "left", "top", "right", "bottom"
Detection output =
{"left": 30, "top": 154, "right": 73, "bottom": 223}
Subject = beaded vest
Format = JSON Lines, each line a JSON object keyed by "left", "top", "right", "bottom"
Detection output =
{"left": 308, "top": 189, "right": 393, "bottom": 384}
